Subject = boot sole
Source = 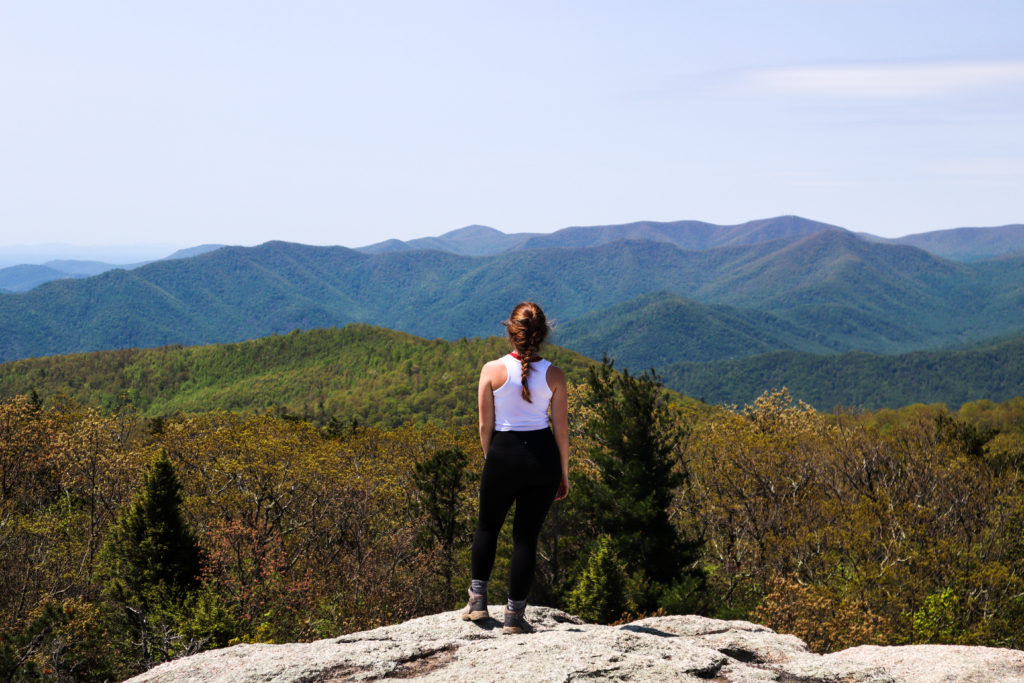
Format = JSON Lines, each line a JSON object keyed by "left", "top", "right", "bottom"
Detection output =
{"left": 462, "top": 610, "right": 489, "bottom": 621}
{"left": 502, "top": 626, "right": 524, "bottom": 634}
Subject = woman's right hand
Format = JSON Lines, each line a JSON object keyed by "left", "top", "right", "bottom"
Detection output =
{"left": 554, "top": 473, "right": 569, "bottom": 501}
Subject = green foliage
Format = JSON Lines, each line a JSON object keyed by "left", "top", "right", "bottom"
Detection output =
{"left": 175, "top": 588, "right": 238, "bottom": 651}
{"left": 0, "top": 598, "right": 114, "bottom": 683}
{"left": 0, "top": 398, "right": 478, "bottom": 678}
{"left": 412, "top": 448, "right": 473, "bottom": 599}
{"left": 566, "top": 535, "right": 628, "bottom": 623}
{"left": 912, "top": 588, "right": 963, "bottom": 644}
{"left": 573, "top": 358, "right": 704, "bottom": 613}
{"left": 4, "top": 383, "right": 1024, "bottom": 677}
{"left": 96, "top": 453, "right": 203, "bottom": 674}
{"left": 0, "top": 325, "right": 597, "bottom": 429}
{"left": 683, "top": 388, "right": 1024, "bottom": 650}
{"left": 662, "top": 332, "right": 1024, "bottom": 411}
{"left": 99, "top": 453, "right": 201, "bottom": 609}
{"left": 413, "top": 449, "right": 471, "bottom": 547}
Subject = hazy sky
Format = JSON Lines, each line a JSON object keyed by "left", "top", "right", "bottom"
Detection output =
{"left": 2, "top": 1, "right": 1022, "bottom": 252}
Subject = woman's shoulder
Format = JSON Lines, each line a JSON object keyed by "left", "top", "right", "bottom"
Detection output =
{"left": 545, "top": 362, "right": 564, "bottom": 376}
{"left": 481, "top": 357, "right": 507, "bottom": 372}
{"left": 480, "top": 357, "right": 509, "bottom": 385}
{"left": 544, "top": 362, "right": 566, "bottom": 389}
{"left": 485, "top": 354, "right": 513, "bottom": 368}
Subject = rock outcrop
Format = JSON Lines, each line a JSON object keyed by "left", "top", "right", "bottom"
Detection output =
{"left": 126, "top": 606, "right": 1024, "bottom": 682}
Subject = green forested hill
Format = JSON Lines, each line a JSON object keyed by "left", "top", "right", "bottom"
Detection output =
{"left": 0, "top": 245, "right": 226, "bottom": 291}
{"left": 0, "top": 325, "right": 600, "bottom": 428}
{"left": 3, "top": 231, "right": 1023, "bottom": 366}
{"left": 4, "top": 221, "right": 1024, "bottom": 420}
{"left": 554, "top": 291, "right": 836, "bottom": 366}
{"left": 0, "top": 264, "right": 81, "bottom": 292}
{"left": 890, "top": 224, "right": 1024, "bottom": 261}
{"left": 661, "top": 333, "right": 1024, "bottom": 410}
{"left": 4, "top": 319, "right": 1021, "bottom": 420}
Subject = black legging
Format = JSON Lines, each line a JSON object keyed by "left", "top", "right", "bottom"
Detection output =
{"left": 470, "top": 428, "right": 561, "bottom": 601}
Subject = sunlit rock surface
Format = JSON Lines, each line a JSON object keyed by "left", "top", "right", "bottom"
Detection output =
{"left": 126, "top": 606, "right": 1024, "bottom": 682}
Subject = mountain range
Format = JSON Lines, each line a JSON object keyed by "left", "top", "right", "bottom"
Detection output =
{"left": 863, "top": 223, "right": 1024, "bottom": 262}
{"left": 359, "top": 216, "right": 1024, "bottom": 261}
{"left": 1, "top": 215, "right": 1022, "bottom": 409}
{"left": 0, "top": 244, "right": 225, "bottom": 292}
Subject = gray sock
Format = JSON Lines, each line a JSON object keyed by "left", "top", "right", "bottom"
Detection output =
{"left": 470, "top": 579, "right": 488, "bottom": 596}
{"left": 507, "top": 597, "right": 527, "bottom": 612}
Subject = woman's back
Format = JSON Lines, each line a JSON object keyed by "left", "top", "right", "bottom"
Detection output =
{"left": 492, "top": 354, "right": 552, "bottom": 431}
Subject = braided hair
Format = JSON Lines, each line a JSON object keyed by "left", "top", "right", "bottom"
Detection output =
{"left": 503, "top": 302, "right": 550, "bottom": 403}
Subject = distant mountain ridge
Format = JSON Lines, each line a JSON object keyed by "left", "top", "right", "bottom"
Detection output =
{"left": 359, "top": 216, "right": 840, "bottom": 256}
{"left": 874, "top": 224, "right": 1024, "bottom": 262}
{"left": 518, "top": 215, "right": 845, "bottom": 251}
{"left": 359, "top": 225, "right": 540, "bottom": 255}
{"left": 1, "top": 228, "right": 1022, "bottom": 362}
{"left": 2, "top": 214, "right": 1023, "bottom": 408}
{"left": 359, "top": 215, "right": 1024, "bottom": 261}
{"left": 0, "top": 244, "right": 226, "bottom": 292}
{"left": 0, "top": 264, "right": 81, "bottom": 293}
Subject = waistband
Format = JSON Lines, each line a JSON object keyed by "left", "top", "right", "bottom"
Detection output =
{"left": 493, "top": 427, "right": 553, "bottom": 437}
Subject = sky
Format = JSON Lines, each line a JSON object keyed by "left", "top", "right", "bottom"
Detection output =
{"left": 1, "top": 0, "right": 1022, "bottom": 256}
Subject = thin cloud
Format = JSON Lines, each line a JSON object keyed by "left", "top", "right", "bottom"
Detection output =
{"left": 742, "top": 60, "right": 1024, "bottom": 99}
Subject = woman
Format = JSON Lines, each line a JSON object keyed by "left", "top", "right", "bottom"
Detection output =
{"left": 462, "top": 301, "right": 570, "bottom": 634}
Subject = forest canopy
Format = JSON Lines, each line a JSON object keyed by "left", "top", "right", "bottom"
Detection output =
{"left": 0, "top": 325, "right": 601, "bottom": 429}
{"left": 2, "top": 371, "right": 1024, "bottom": 678}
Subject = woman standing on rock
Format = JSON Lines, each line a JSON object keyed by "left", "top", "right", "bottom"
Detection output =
{"left": 462, "top": 301, "right": 570, "bottom": 634}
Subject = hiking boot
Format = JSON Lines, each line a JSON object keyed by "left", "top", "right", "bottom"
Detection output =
{"left": 461, "top": 590, "right": 488, "bottom": 621}
{"left": 502, "top": 607, "right": 532, "bottom": 634}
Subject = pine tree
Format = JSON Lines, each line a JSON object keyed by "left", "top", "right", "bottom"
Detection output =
{"left": 412, "top": 448, "right": 472, "bottom": 599}
{"left": 576, "top": 357, "right": 704, "bottom": 613}
{"left": 566, "top": 535, "right": 628, "bottom": 623}
{"left": 100, "top": 452, "right": 201, "bottom": 608}
{"left": 98, "top": 452, "right": 203, "bottom": 671}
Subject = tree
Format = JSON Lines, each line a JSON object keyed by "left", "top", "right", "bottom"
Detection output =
{"left": 98, "top": 452, "right": 202, "bottom": 669}
{"left": 0, "top": 598, "right": 115, "bottom": 683}
{"left": 566, "top": 535, "right": 628, "bottom": 623}
{"left": 100, "top": 452, "right": 201, "bottom": 606}
{"left": 412, "top": 448, "right": 472, "bottom": 600}
{"left": 574, "top": 358, "right": 704, "bottom": 613}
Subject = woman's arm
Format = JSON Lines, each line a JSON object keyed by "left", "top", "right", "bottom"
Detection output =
{"left": 548, "top": 365, "right": 570, "bottom": 501}
{"left": 478, "top": 362, "right": 498, "bottom": 456}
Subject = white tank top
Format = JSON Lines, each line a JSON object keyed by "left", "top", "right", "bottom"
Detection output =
{"left": 493, "top": 354, "right": 553, "bottom": 431}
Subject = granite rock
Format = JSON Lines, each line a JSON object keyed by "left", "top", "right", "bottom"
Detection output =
{"left": 125, "top": 606, "right": 1024, "bottom": 682}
